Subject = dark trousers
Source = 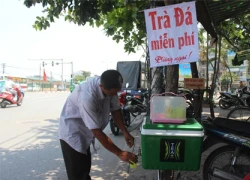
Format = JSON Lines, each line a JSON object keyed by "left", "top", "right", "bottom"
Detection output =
{"left": 60, "top": 139, "right": 91, "bottom": 180}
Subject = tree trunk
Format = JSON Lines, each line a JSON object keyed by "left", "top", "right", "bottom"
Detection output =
{"left": 151, "top": 67, "right": 164, "bottom": 94}
{"left": 209, "top": 39, "right": 219, "bottom": 118}
{"left": 149, "top": 1, "right": 164, "bottom": 95}
{"left": 206, "top": 32, "right": 209, "bottom": 99}
{"left": 163, "top": 0, "right": 179, "bottom": 95}
{"left": 190, "top": 62, "right": 203, "bottom": 122}
{"left": 165, "top": 65, "right": 179, "bottom": 93}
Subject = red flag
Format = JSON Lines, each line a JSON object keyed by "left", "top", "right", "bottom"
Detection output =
{"left": 43, "top": 68, "right": 47, "bottom": 81}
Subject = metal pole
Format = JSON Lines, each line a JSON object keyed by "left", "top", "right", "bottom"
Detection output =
{"left": 62, "top": 59, "right": 64, "bottom": 88}
{"left": 2, "top": 63, "right": 5, "bottom": 74}
{"left": 71, "top": 62, "right": 74, "bottom": 86}
{"left": 50, "top": 71, "right": 52, "bottom": 91}
{"left": 39, "top": 63, "right": 41, "bottom": 90}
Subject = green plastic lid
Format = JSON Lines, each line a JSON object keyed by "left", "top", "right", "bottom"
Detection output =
{"left": 143, "top": 117, "right": 203, "bottom": 131}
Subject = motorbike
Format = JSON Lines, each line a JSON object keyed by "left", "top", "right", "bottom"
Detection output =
{"left": 218, "top": 86, "right": 250, "bottom": 109}
{"left": 0, "top": 88, "right": 24, "bottom": 108}
{"left": 201, "top": 116, "right": 250, "bottom": 180}
{"left": 177, "top": 88, "right": 196, "bottom": 118}
{"left": 124, "top": 89, "right": 149, "bottom": 117}
{"left": 109, "top": 83, "right": 149, "bottom": 136}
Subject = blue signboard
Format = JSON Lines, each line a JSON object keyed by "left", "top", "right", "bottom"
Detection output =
{"left": 179, "top": 63, "right": 192, "bottom": 80}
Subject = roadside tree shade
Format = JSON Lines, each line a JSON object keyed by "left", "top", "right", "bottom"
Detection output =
{"left": 43, "top": 69, "right": 47, "bottom": 81}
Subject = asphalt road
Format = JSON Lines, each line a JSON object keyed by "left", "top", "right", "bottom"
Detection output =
{"left": 0, "top": 91, "right": 133, "bottom": 180}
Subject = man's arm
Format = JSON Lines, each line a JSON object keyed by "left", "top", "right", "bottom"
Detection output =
{"left": 92, "top": 129, "right": 121, "bottom": 155}
{"left": 91, "top": 129, "right": 137, "bottom": 163}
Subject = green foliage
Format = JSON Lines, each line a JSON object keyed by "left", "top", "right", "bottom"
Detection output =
{"left": 73, "top": 70, "right": 91, "bottom": 83}
{"left": 218, "top": 14, "right": 250, "bottom": 53}
{"left": 23, "top": 0, "right": 150, "bottom": 53}
{"left": 220, "top": 72, "right": 237, "bottom": 84}
{"left": 73, "top": 75, "right": 85, "bottom": 83}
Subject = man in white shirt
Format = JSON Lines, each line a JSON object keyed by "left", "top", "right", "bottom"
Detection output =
{"left": 59, "top": 70, "right": 138, "bottom": 180}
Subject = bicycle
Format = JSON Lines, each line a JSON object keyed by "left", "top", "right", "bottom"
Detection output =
{"left": 227, "top": 106, "right": 250, "bottom": 122}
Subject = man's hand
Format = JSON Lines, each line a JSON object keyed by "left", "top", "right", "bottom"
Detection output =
{"left": 117, "top": 151, "right": 138, "bottom": 163}
{"left": 124, "top": 133, "right": 135, "bottom": 148}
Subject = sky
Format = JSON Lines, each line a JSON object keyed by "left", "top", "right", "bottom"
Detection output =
{"left": 0, "top": 0, "right": 144, "bottom": 80}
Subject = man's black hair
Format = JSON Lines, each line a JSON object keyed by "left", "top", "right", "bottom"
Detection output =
{"left": 100, "top": 70, "right": 123, "bottom": 90}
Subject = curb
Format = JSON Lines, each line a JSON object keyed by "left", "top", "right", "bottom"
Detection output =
{"left": 44, "top": 91, "right": 69, "bottom": 93}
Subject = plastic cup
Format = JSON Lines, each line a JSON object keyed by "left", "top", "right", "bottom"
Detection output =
{"left": 129, "top": 160, "right": 137, "bottom": 169}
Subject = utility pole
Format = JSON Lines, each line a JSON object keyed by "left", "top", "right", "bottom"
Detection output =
{"left": 62, "top": 59, "right": 64, "bottom": 88}
{"left": 63, "top": 61, "right": 74, "bottom": 86}
{"left": 39, "top": 63, "right": 42, "bottom": 89}
{"left": 2, "top": 63, "right": 5, "bottom": 74}
{"left": 50, "top": 71, "right": 52, "bottom": 91}
{"left": 29, "top": 58, "right": 64, "bottom": 88}
{"left": 71, "top": 62, "right": 73, "bottom": 86}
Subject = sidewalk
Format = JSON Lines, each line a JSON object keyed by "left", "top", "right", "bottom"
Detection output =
{"left": 111, "top": 106, "right": 230, "bottom": 180}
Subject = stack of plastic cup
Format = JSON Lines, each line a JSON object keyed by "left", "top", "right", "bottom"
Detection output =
{"left": 129, "top": 160, "right": 137, "bottom": 169}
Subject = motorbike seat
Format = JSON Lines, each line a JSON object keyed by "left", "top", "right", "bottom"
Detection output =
{"left": 213, "top": 117, "right": 250, "bottom": 136}
{"left": 231, "top": 94, "right": 238, "bottom": 98}
{"left": 2, "top": 91, "right": 12, "bottom": 95}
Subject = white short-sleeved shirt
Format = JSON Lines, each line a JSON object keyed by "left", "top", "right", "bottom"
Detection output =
{"left": 58, "top": 77, "right": 121, "bottom": 154}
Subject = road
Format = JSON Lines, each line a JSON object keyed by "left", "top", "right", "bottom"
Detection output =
{"left": 0, "top": 92, "right": 137, "bottom": 180}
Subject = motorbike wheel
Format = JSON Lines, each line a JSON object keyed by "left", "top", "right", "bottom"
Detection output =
{"left": 227, "top": 106, "right": 250, "bottom": 122}
{"left": 158, "top": 170, "right": 174, "bottom": 180}
{"left": 1, "top": 100, "right": 8, "bottom": 108}
{"left": 218, "top": 99, "right": 231, "bottom": 109}
{"left": 131, "top": 112, "right": 137, "bottom": 117}
{"left": 203, "top": 145, "right": 250, "bottom": 180}
{"left": 17, "top": 94, "right": 24, "bottom": 106}
{"left": 109, "top": 117, "right": 119, "bottom": 136}
{"left": 123, "top": 110, "right": 131, "bottom": 127}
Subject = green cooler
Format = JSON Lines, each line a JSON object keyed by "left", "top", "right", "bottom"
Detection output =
{"left": 141, "top": 117, "right": 204, "bottom": 171}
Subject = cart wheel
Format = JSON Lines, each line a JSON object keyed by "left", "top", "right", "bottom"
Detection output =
{"left": 158, "top": 170, "right": 174, "bottom": 180}
{"left": 109, "top": 118, "right": 119, "bottom": 136}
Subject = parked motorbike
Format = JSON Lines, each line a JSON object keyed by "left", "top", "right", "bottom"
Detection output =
{"left": 201, "top": 116, "right": 250, "bottom": 180}
{"left": 124, "top": 89, "right": 149, "bottom": 117}
{"left": 177, "top": 88, "right": 197, "bottom": 118}
{"left": 109, "top": 83, "right": 131, "bottom": 135}
{"left": 218, "top": 86, "right": 250, "bottom": 109}
{"left": 0, "top": 89, "right": 24, "bottom": 108}
{"left": 109, "top": 83, "right": 149, "bottom": 135}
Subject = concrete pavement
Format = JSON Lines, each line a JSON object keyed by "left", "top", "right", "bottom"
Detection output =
{"left": 111, "top": 106, "right": 231, "bottom": 180}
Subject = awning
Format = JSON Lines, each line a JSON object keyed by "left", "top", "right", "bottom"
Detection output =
{"left": 232, "top": 49, "right": 250, "bottom": 66}
{"left": 204, "top": 0, "right": 250, "bottom": 27}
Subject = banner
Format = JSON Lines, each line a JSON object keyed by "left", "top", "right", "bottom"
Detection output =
{"left": 144, "top": 1, "right": 199, "bottom": 68}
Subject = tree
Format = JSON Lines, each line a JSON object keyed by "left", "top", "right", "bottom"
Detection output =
{"left": 73, "top": 70, "right": 91, "bottom": 83}
{"left": 218, "top": 14, "right": 250, "bottom": 52}
{"left": 220, "top": 72, "right": 237, "bottom": 84}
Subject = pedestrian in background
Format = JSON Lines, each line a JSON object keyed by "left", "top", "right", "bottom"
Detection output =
{"left": 58, "top": 69, "right": 138, "bottom": 180}
{"left": 239, "top": 81, "right": 244, "bottom": 89}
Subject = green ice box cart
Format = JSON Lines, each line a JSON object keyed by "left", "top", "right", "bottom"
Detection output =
{"left": 141, "top": 117, "right": 204, "bottom": 171}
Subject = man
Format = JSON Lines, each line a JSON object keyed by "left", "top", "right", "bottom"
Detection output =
{"left": 5, "top": 80, "right": 18, "bottom": 101}
{"left": 59, "top": 70, "right": 138, "bottom": 180}
{"left": 239, "top": 81, "right": 244, "bottom": 89}
{"left": 11, "top": 83, "right": 22, "bottom": 102}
